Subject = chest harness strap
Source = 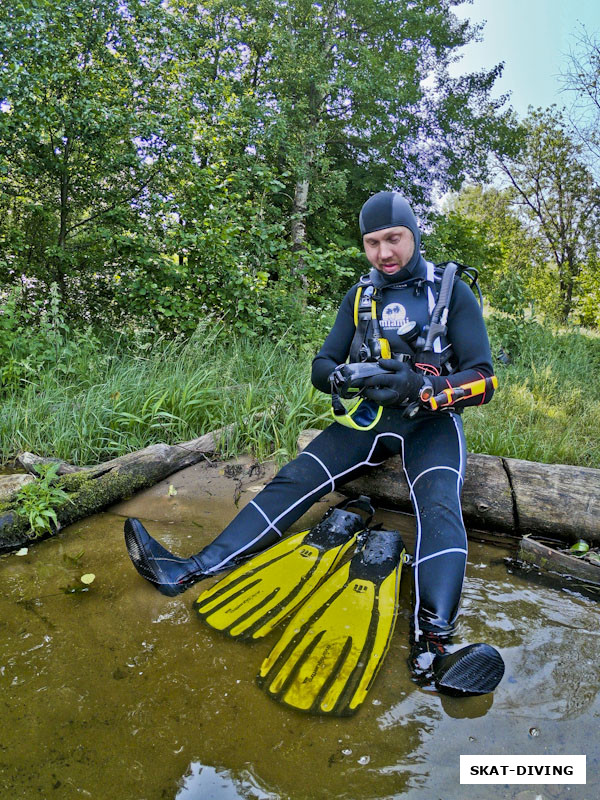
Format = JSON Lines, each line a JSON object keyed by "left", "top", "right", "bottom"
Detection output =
{"left": 331, "top": 262, "right": 493, "bottom": 429}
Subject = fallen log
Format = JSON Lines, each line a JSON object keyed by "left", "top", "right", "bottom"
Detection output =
{"left": 298, "top": 429, "right": 600, "bottom": 544}
{"left": 17, "top": 453, "right": 87, "bottom": 475}
{"left": 0, "top": 474, "right": 35, "bottom": 502}
{"left": 0, "top": 425, "right": 232, "bottom": 554}
{"left": 508, "top": 459, "right": 600, "bottom": 542}
{"left": 517, "top": 536, "right": 600, "bottom": 588}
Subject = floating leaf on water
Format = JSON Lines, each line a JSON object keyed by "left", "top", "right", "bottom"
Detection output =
{"left": 168, "top": 484, "right": 177, "bottom": 497}
{"left": 569, "top": 539, "right": 589, "bottom": 556}
{"left": 15, "top": 548, "right": 29, "bottom": 556}
{"left": 80, "top": 573, "right": 95, "bottom": 584}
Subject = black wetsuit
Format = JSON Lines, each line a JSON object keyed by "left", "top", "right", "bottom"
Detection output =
{"left": 191, "top": 253, "right": 494, "bottom": 641}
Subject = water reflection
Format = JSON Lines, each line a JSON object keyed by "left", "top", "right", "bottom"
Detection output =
{"left": 176, "top": 763, "right": 280, "bottom": 800}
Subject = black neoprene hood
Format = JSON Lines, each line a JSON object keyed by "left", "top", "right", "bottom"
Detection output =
{"left": 359, "top": 192, "right": 420, "bottom": 238}
{"left": 359, "top": 191, "right": 422, "bottom": 277}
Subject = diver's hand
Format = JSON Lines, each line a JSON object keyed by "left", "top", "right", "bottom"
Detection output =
{"left": 329, "top": 362, "right": 389, "bottom": 398}
{"left": 362, "top": 359, "right": 424, "bottom": 406}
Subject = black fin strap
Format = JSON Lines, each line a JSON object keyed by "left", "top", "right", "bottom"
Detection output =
{"left": 337, "top": 495, "right": 375, "bottom": 525}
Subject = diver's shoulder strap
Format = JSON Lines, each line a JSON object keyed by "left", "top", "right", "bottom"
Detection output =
{"left": 350, "top": 283, "right": 375, "bottom": 362}
{"left": 353, "top": 283, "right": 374, "bottom": 326}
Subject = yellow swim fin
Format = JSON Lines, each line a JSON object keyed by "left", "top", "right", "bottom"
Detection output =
{"left": 194, "top": 496, "right": 373, "bottom": 641}
{"left": 257, "top": 528, "right": 406, "bottom": 716}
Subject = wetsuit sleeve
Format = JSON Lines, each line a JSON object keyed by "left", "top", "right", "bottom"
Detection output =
{"left": 311, "top": 287, "right": 357, "bottom": 394}
{"left": 430, "top": 280, "right": 495, "bottom": 408}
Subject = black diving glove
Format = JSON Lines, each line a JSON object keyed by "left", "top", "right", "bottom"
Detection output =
{"left": 328, "top": 362, "right": 391, "bottom": 399}
{"left": 362, "top": 359, "right": 424, "bottom": 407}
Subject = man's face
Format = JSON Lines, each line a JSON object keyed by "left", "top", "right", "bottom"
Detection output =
{"left": 362, "top": 226, "right": 415, "bottom": 276}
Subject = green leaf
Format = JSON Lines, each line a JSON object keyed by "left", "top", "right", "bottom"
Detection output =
{"left": 570, "top": 539, "right": 590, "bottom": 555}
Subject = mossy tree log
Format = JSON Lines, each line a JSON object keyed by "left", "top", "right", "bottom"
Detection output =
{"left": 298, "top": 429, "right": 600, "bottom": 544}
{"left": 0, "top": 426, "right": 231, "bottom": 553}
{"left": 518, "top": 536, "right": 600, "bottom": 588}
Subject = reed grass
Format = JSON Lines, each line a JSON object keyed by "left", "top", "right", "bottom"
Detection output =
{"left": 465, "top": 319, "right": 600, "bottom": 467}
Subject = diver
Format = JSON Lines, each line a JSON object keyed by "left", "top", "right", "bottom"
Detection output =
{"left": 124, "top": 191, "right": 505, "bottom": 699}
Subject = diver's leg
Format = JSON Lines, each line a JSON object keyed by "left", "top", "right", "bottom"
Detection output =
{"left": 124, "top": 422, "right": 395, "bottom": 595}
{"left": 404, "top": 412, "right": 468, "bottom": 639}
{"left": 402, "top": 412, "right": 504, "bottom": 695}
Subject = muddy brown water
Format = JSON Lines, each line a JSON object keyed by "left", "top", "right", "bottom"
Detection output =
{"left": 1, "top": 459, "right": 599, "bottom": 800}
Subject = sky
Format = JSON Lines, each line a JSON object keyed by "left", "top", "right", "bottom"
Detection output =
{"left": 449, "top": 0, "right": 600, "bottom": 118}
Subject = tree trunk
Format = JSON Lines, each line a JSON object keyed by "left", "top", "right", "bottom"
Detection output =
{"left": 291, "top": 173, "right": 310, "bottom": 285}
{"left": 518, "top": 536, "right": 600, "bottom": 587}
{"left": 559, "top": 273, "right": 574, "bottom": 322}
{"left": 58, "top": 140, "right": 70, "bottom": 249}
{"left": 290, "top": 120, "right": 317, "bottom": 286}
{"left": 0, "top": 425, "right": 233, "bottom": 554}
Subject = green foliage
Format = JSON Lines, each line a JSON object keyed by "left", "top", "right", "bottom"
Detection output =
{"left": 424, "top": 209, "right": 499, "bottom": 272}
{"left": 0, "top": 0, "right": 514, "bottom": 335}
{"left": 496, "top": 107, "right": 600, "bottom": 323}
{"left": 2, "top": 320, "right": 600, "bottom": 471}
{"left": 0, "top": 0, "right": 180, "bottom": 316}
{"left": 13, "top": 463, "right": 73, "bottom": 538}
{"left": 0, "top": 323, "right": 331, "bottom": 466}
{"left": 425, "top": 184, "right": 545, "bottom": 320}
{"left": 0, "top": 282, "right": 103, "bottom": 395}
{"left": 571, "top": 246, "right": 600, "bottom": 328}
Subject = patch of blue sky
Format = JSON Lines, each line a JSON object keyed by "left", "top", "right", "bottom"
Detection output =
{"left": 449, "top": 0, "right": 600, "bottom": 118}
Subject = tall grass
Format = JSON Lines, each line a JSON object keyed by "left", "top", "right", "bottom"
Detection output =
{"left": 0, "top": 323, "right": 330, "bottom": 466}
{"left": 465, "top": 319, "right": 600, "bottom": 467}
{"left": 1, "top": 317, "right": 599, "bottom": 468}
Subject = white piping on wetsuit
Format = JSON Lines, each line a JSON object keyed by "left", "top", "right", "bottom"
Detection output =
{"left": 411, "top": 413, "right": 467, "bottom": 640}
{"left": 451, "top": 412, "right": 468, "bottom": 627}
{"left": 249, "top": 499, "right": 283, "bottom": 538}
{"left": 204, "top": 431, "right": 401, "bottom": 573}
{"left": 412, "top": 548, "right": 468, "bottom": 568}
{"left": 302, "top": 450, "right": 336, "bottom": 491}
{"left": 412, "top": 465, "right": 462, "bottom": 486}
